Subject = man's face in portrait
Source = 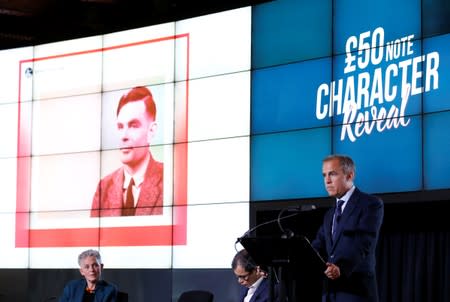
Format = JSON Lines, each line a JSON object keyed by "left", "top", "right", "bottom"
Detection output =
{"left": 117, "top": 99, "right": 156, "bottom": 169}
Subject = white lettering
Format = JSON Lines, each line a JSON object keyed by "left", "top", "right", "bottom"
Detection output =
{"left": 411, "top": 55, "right": 424, "bottom": 95}
{"left": 315, "top": 29, "right": 440, "bottom": 145}
{"left": 340, "top": 91, "right": 411, "bottom": 142}
{"left": 384, "top": 63, "right": 397, "bottom": 102}
{"left": 425, "top": 51, "right": 439, "bottom": 91}
{"left": 357, "top": 72, "right": 371, "bottom": 108}
{"left": 406, "top": 35, "right": 414, "bottom": 55}
{"left": 316, "top": 83, "right": 329, "bottom": 120}
{"left": 331, "top": 79, "right": 344, "bottom": 116}
{"left": 370, "top": 68, "right": 384, "bottom": 106}
{"left": 398, "top": 59, "right": 412, "bottom": 98}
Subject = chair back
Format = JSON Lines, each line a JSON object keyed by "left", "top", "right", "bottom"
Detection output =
{"left": 117, "top": 291, "right": 128, "bottom": 302}
{"left": 178, "top": 290, "right": 214, "bottom": 302}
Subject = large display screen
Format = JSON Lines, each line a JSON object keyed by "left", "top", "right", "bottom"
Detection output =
{"left": 0, "top": 8, "right": 251, "bottom": 269}
{"left": 251, "top": 0, "right": 449, "bottom": 200}
{"left": 0, "top": 0, "right": 449, "bottom": 269}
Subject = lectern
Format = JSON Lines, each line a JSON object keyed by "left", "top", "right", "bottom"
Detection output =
{"left": 238, "top": 235, "right": 325, "bottom": 302}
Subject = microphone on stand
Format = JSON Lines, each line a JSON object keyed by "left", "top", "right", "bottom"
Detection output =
{"left": 236, "top": 215, "right": 288, "bottom": 244}
{"left": 236, "top": 204, "right": 317, "bottom": 243}
{"left": 278, "top": 204, "right": 317, "bottom": 239}
{"left": 277, "top": 205, "right": 326, "bottom": 265}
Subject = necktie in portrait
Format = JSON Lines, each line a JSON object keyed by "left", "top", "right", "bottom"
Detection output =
{"left": 122, "top": 178, "right": 135, "bottom": 216}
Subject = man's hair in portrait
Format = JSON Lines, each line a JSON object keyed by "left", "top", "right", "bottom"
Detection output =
{"left": 117, "top": 86, "right": 157, "bottom": 121}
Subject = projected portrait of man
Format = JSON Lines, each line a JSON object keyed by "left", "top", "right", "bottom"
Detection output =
{"left": 91, "top": 86, "right": 163, "bottom": 217}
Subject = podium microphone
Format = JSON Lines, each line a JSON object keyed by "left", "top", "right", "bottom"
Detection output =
{"left": 236, "top": 216, "right": 286, "bottom": 244}
{"left": 236, "top": 204, "right": 317, "bottom": 244}
{"left": 277, "top": 205, "right": 326, "bottom": 265}
{"left": 277, "top": 204, "right": 317, "bottom": 238}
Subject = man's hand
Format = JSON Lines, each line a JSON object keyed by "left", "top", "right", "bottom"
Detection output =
{"left": 324, "top": 262, "right": 341, "bottom": 280}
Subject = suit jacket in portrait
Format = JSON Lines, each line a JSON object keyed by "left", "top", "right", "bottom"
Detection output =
{"left": 311, "top": 188, "right": 384, "bottom": 302}
{"left": 58, "top": 279, "right": 117, "bottom": 302}
{"left": 91, "top": 153, "right": 163, "bottom": 217}
{"left": 238, "top": 278, "right": 270, "bottom": 302}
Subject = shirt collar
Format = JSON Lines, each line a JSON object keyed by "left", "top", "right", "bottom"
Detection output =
{"left": 249, "top": 276, "right": 264, "bottom": 291}
{"left": 123, "top": 154, "right": 150, "bottom": 189}
{"left": 336, "top": 185, "right": 355, "bottom": 210}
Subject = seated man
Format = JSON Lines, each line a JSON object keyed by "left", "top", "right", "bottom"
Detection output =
{"left": 231, "top": 249, "right": 271, "bottom": 302}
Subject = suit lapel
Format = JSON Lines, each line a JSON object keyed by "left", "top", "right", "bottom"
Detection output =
{"left": 134, "top": 155, "right": 163, "bottom": 215}
{"left": 325, "top": 208, "right": 335, "bottom": 249}
{"left": 239, "top": 286, "right": 248, "bottom": 302}
{"left": 249, "top": 279, "right": 268, "bottom": 302}
{"left": 137, "top": 158, "right": 159, "bottom": 207}
{"left": 331, "top": 189, "right": 360, "bottom": 249}
{"left": 111, "top": 167, "right": 126, "bottom": 209}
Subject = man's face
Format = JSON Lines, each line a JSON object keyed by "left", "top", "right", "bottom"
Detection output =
{"left": 117, "top": 100, "right": 156, "bottom": 168}
{"left": 322, "top": 158, "right": 354, "bottom": 198}
{"left": 79, "top": 256, "right": 103, "bottom": 284}
{"left": 233, "top": 265, "right": 259, "bottom": 288}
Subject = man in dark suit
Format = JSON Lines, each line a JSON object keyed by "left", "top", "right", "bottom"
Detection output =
{"left": 91, "top": 86, "right": 163, "bottom": 217}
{"left": 232, "top": 249, "right": 271, "bottom": 302}
{"left": 312, "top": 155, "right": 384, "bottom": 302}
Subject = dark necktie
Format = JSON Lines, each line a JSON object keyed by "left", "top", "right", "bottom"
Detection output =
{"left": 122, "top": 178, "right": 135, "bottom": 216}
{"left": 332, "top": 199, "right": 345, "bottom": 241}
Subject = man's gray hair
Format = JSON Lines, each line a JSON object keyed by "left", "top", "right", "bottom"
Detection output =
{"left": 323, "top": 154, "right": 356, "bottom": 176}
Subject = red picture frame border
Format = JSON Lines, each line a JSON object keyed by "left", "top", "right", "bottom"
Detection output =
{"left": 15, "top": 33, "right": 190, "bottom": 247}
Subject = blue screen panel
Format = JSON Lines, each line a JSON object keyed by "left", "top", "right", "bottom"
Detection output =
{"left": 422, "top": 0, "right": 450, "bottom": 38}
{"left": 252, "top": 57, "right": 331, "bottom": 135}
{"left": 334, "top": 0, "right": 421, "bottom": 56}
{"left": 333, "top": 115, "right": 422, "bottom": 194}
{"left": 252, "top": 0, "right": 331, "bottom": 69}
{"left": 423, "top": 111, "right": 450, "bottom": 190}
{"left": 251, "top": 127, "right": 331, "bottom": 201}
{"left": 423, "top": 33, "right": 450, "bottom": 113}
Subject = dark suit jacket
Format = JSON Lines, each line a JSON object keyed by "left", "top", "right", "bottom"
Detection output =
{"left": 311, "top": 188, "right": 384, "bottom": 302}
{"left": 91, "top": 153, "right": 163, "bottom": 217}
{"left": 238, "top": 278, "right": 270, "bottom": 302}
{"left": 58, "top": 279, "right": 117, "bottom": 302}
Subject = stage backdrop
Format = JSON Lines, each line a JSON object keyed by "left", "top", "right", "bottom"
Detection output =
{"left": 0, "top": 1, "right": 448, "bottom": 301}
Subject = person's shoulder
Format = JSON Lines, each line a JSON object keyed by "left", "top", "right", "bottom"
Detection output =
{"left": 96, "top": 280, "right": 119, "bottom": 295}
{"left": 64, "top": 278, "right": 85, "bottom": 288}
{"left": 154, "top": 160, "right": 163, "bottom": 173}
{"left": 259, "top": 277, "right": 270, "bottom": 289}
{"left": 99, "top": 166, "right": 124, "bottom": 184}
{"left": 150, "top": 153, "right": 163, "bottom": 167}
{"left": 354, "top": 188, "right": 383, "bottom": 206}
{"left": 98, "top": 279, "right": 118, "bottom": 289}
{"left": 147, "top": 153, "right": 163, "bottom": 174}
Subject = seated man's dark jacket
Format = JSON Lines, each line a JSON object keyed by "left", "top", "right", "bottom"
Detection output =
{"left": 238, "top": 278, "right": 271, "bottom": 302}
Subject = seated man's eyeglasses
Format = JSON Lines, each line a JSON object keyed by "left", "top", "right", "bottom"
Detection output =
{"left": 235, "top": 270, "right": 253, "bottom": 281}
